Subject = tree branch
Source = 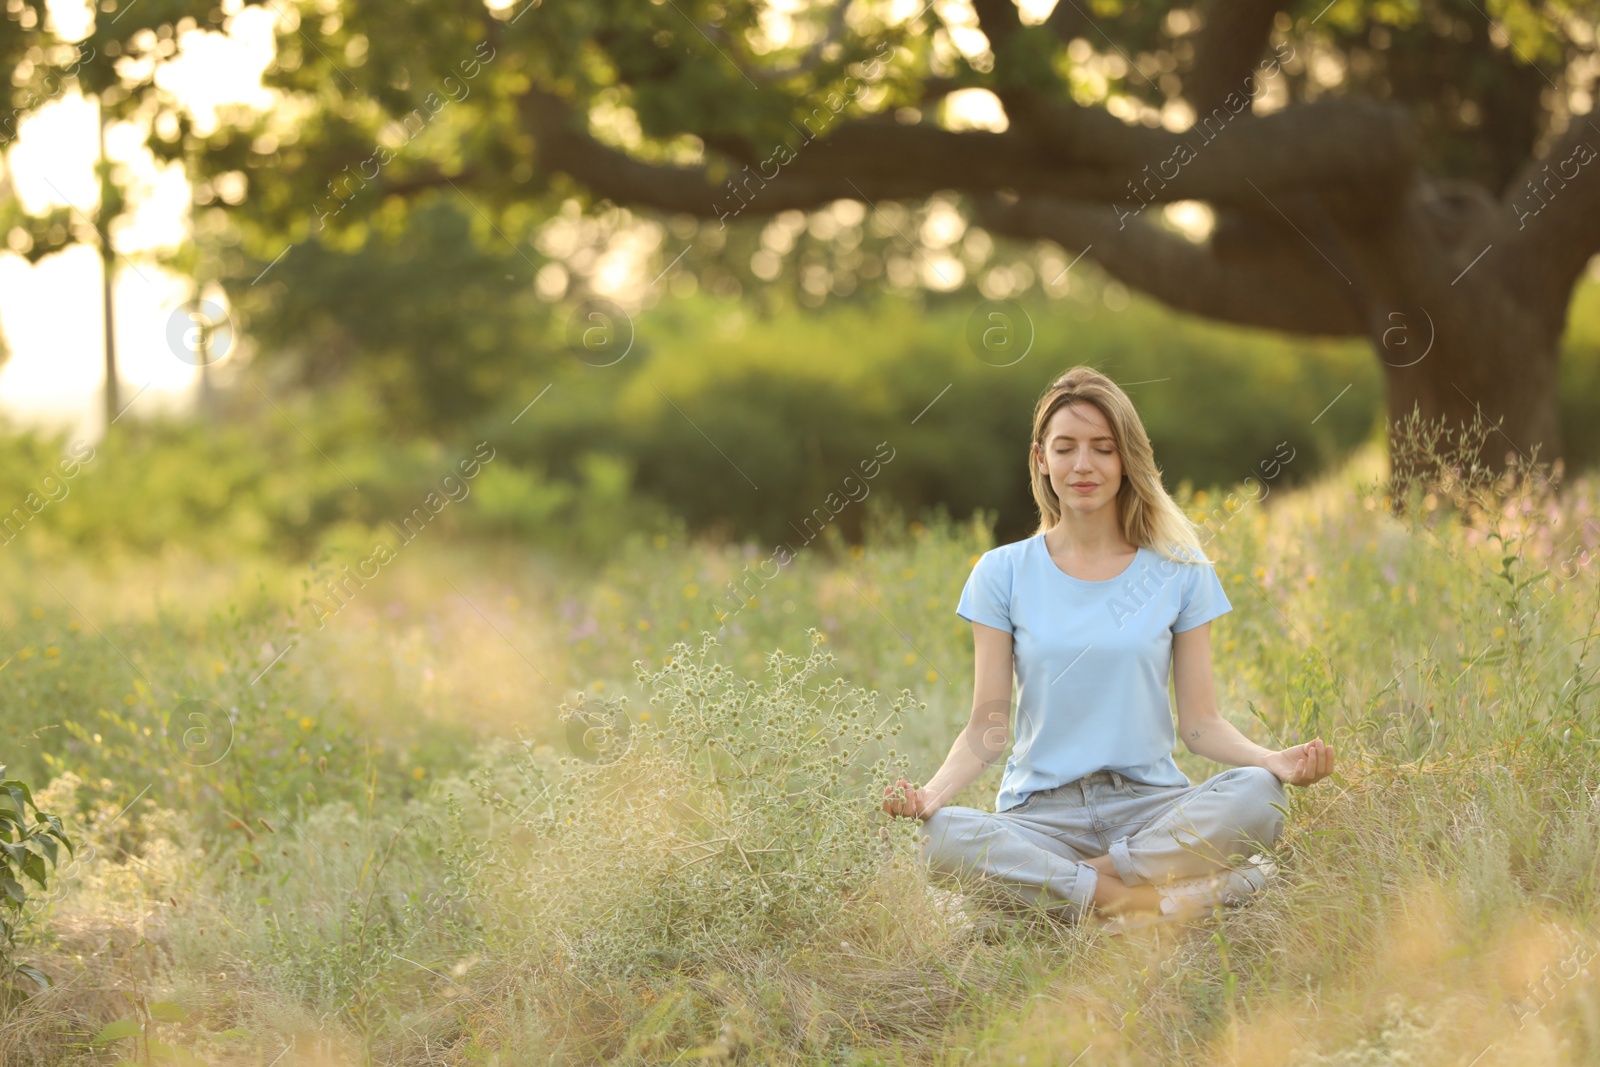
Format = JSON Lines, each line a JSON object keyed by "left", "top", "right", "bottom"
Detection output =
{"left": 971, "top": 0, "right": 1022, "bottom": 51}
{"left": 1043, "top": 0, "right": 1091, "bottom": 45}
{"left": 971, "top": 193, "right": 1366, "bottom": 336}
{"left": 1184, "top": 0, "right": 1283, "bottom": 115}
{"left": 971, "top": 0, "right": 1067, "bottom": 124}
{"left": 519, "top": 83, "right": 1416, "bottom": 219}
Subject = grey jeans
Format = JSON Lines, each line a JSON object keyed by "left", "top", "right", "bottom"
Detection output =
{"left": 919, "top": 765, "right": 1288, "bottom": 924}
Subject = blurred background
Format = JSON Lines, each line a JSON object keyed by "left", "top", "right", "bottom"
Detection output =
{"left": 5, "top": 1, "right": 1600, "bottom": 1062}
{"left": 0, "top": 0, "right": 1596, "bottom": 572}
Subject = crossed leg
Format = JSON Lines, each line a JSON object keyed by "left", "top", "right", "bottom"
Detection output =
{"left": 1083, "top": 853, "right": 1164, "bottom": 916}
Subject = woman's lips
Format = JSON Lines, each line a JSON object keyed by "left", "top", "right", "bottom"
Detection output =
{"left": 1070, "top": 482, "right": 1098, "bottom": 493}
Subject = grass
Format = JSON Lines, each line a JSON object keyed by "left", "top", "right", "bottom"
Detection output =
{"left": 2, "top": 424, "right": 1600, "bottom": 1065}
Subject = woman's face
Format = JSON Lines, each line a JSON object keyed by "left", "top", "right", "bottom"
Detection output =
{"left": 1034, "top": 401, "right": 1123, "bottom": 514}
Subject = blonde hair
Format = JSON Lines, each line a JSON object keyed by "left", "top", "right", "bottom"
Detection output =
{"left": 1028, "top": 366, "right": 1213, "bottom": 565}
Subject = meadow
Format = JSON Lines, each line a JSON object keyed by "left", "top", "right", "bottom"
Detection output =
{"left": 1, "top": 407, "right": 1598, "bottom": 1066}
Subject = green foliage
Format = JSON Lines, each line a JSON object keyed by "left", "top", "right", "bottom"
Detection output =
{"left": 0, "top": 386, "right": 667, "bottom": 564}
{"left": 89, "top": 998, "right": 237, "bottom": 1066}
{"left": 221, "top": 198, "right": 559, "bottom": 435}
{"left": 504, "top": 287, "right": 1381, "bottom": 547}
{"left": 0, "top": 765, "right": 73, "bottom": 992}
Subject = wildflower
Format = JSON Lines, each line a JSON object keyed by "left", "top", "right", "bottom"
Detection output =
{"left": 683, "top": 583, "right": 699, "bottom": 599}
{"left": 45, "top": 646, "right": 59, "bottom": 658}
{"left": 413, "top": 766, "right": 426, "bottom": 779}
{"left": 299, "top": 717, "right": 313, "bottom": 731}
{"left": 69, "top": 620, "right": 80, "bottom": 633}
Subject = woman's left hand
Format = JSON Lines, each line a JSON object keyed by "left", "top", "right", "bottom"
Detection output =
{"left": 1264, "top": 737, "right": 1334, "bottom": 787}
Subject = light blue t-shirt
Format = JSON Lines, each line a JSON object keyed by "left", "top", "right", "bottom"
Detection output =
{"left": 956, "top": 534, "right": 1233, "bottom": 812}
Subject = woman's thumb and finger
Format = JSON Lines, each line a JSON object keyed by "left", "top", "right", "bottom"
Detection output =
{"left": 883, "top": 778, "right": 937, "bottom": 819}
{"left": 882, "top": 778, "right": 913, "bottom": 816}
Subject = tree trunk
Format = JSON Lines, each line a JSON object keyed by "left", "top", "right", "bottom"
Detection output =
{"left": 1340, "top": 185, "right": 1569, "bottom": 503}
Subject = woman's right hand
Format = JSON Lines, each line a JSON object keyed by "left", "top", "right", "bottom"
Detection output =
{"left": 882, "top": 778, "right": 941, "bottom": 820}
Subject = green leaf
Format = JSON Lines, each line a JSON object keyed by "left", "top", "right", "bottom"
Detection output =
{"left": 31, "top": 834, "right": 58, "bottom": 867}
{"left": 20, "top": 851, "right": 46, "bottom": 889}
{"left": 149, "top": 1000, "right": 188, "bottom": 1022}
{"left": 3, "top": 784, "right": 30, "bottom": 815}
{"left": 14, "top": 963, "right": 50, "bottom": 989}
{"left": 93, "top": 1018, "right": 144, "bottom": 1044}
{"left": 2, "top": 877, "right": 26, "bottom": 905}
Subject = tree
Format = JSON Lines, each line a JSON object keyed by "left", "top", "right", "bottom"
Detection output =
{"left": 3, "top": 0, "right": 1595, "bottom": 480}
{"left": 0, "top": 35, "right": 129, "bottom": 431}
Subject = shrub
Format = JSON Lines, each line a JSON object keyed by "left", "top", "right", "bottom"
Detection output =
{"left": 464, "top": 629, "right": 922, "bottom": 981}
{"left": 0, "top": 766, "right": 73, "bottom": 992}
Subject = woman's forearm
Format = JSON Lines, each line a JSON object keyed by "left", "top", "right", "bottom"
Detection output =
{"left": 1182, "top": 713, "right": 1275, "bottom": 769}
{"left": 919, "top": 725, "right": 999, "bottom": 808}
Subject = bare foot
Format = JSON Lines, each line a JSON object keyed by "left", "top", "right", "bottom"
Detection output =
{"left": 1091, "top": 867, "right": 1163, "bottom": 917}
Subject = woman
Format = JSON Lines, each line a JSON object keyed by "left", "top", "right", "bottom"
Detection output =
{"left": 882, "top": 366, "right": 1334, "bottom": 928}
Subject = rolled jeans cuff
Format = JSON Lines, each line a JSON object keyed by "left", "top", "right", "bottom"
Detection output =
{"left": 1109, "top": 835, "right": 1143, "bottom": 886}
{"left": 1069, "top": 860, "right": 1099, "bottom": 918}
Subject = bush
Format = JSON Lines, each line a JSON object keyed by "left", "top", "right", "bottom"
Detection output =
{"left": 0, "top": 766, "right": 73, "bottom": 993}
{"left": 460, "top": 629, "right": 923, "bottom": 981}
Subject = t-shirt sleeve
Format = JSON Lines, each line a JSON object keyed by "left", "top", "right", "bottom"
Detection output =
{"left": 1173, "top": 561, "right": 1232, "bottom": 633}
{"left": 956, "top": 550, "right": 1014, "bottom": 633}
